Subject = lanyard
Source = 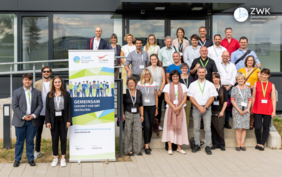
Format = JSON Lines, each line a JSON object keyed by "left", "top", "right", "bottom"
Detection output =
{"left": 191, "top": 47, "right": 197, "bottom": 59}
{"left": 200, "top": 58, "right": 209, "bottom": 67}
{"left": 221, "top": 63, "right": 229, "bottom": 74}
{"left": 144, "top": 84, "right": 150, "bottom": 96}
{"left": 178, "top": 39, "right": 183, "bottom": 52}
{"left": 137, "top": 51, "right": 144, "bottom": 62}
{"left": 199, "top": 40, "right": 206, "bottom": 47}
{"left": 215, "top": 85, "right": 220, "bottom": 100}
{"left": 55, "top": 92, "right": 61, "bottom": 110}
{"left": 237, "top": 87, "right": 245, "bottom": 100}
{"left": 128, "top": 89, "right": 137, "bottom": 107}
{"left": 149, "top": 45, "right": 155, "bottom": 54}
{"left": 175, "top": 90, "right": 178, "bottom": 98}
{"left": 182, "top": 75, "right": 189, "bottom": 88}
{"left": 26, "top": 90, "right": 31, "bottom": 104}
{"left": 197, "top": 80, "right": 206, "bottom": 94}
{"left": 245, "top": 67, "right": 253, "bottom": 78}
{"left": 213, "top": 46, "right": 222, "bottom": 58}
{"left": 261, "top": 81, "right": 268, "bottom": 98}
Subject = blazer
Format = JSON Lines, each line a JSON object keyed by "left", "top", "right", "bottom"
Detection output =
{"left": 172, "top": 38, "right": 190, "bottom": 54}
{"left": 107, "top": 44, "right": 121, "bottom": 56}
{"left": 45, "top": 91, "right": 72, "bottom": 131}
{"left": 34, "top": 79, "right": 53, "bottom": 94}
{"left": 12, "top": 87, "right": 43, "bottom": 127}
{"left": 86, "top": 37, "right": 108, "bottom": 50}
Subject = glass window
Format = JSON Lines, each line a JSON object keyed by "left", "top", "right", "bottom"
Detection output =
{"left": 53, "top": 14, "right": 122, "bottom": 68}
{"left": 0, "top": 14, "right": 17, "bottom": 71}
{"left": 213, "top": 15, "right": 282, "bottom": 72}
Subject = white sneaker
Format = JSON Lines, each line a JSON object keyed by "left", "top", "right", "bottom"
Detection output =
{"left": 168, "top": 150, "right": 173, "bottom": 155}
{"left": 34, "top": 151, "right": 41, "bottom": 159}
{"left": 51, "top": 158, "right": 58, "bottom": 167}
{"left": 177, "top": 149, "right": 186, "bottom": 155}
{"left": 158, "top": 126, "right": 163, "bottom": 131}
{"left": 60, "top": 158, "right": 66, "bottom": 167}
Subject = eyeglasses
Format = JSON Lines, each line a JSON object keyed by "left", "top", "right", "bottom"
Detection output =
{"left": 43, "top": 71, "right": 50, "bottom": 73}
{"left": 145, "top": 74, "right": 151, "bottom": 76}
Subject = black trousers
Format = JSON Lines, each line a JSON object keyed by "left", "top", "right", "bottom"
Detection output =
{"left": 156, "top": 93, "right": 164, "bottom": 122}
{"left": 51, "top": 115, "right": 68, "bottom": 156}
{"left": 211, "top": 122, "right": 225, "bottom": 148}
{"left": 144, "top": 106, "right": 156, "bottom": 144}
{"left": 254, "top": 113, "right": 271, "bottom": 145}
{"left": 35, "top": 115, "right": 45, "bottom": 152}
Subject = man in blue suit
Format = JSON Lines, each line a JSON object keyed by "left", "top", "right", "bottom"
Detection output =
{"left": 86, "top": 27, "right": 108, "bottom": 50}
{"left": 12, "top": 73, "right": 43, "bottom": 167}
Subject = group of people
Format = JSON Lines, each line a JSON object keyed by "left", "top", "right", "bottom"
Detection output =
{"left": 69, "top": 80, "right": 114, "bottom": 97}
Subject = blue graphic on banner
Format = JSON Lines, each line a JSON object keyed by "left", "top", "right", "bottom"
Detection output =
{"left": 72, "top": 97, "right": 114, "bottom": 117}
{"left": 101, "top": 67, "right": 114, "bottom": 73}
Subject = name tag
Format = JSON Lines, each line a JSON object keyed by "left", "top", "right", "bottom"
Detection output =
{"left": 261, "top": 99, "right": 268, "bottom": 104}
{"left": 140, "top": 65, "right": 144, "bottom": 69}
{"left": 145, "top": 99, "right": 150, "bottom": 103}
{"left": 173, "top": 100, "right": 178, "bottom": 105}
{"left": 241, "top": 102, "right": 247, "bottom": 107}
{"left": 131, "top": 107, "right": 137, "bottom": 113}
{"left": 55, "top": 111, "right": 62, "bottom": 117}
{"left": 245, "top": 82, "right": 250, "bottom": 86}
{"left": 179, "top": 52, "right": 183, "bottom": 56}
{"left": 213, "top": 101, "right": 219, "bottom": 105}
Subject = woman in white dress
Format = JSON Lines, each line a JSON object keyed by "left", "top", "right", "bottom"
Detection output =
{"left": 144, "top": 34, "right": 160, "bottom": 58}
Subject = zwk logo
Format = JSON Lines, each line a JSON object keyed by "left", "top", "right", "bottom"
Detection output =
{"left": 73, "top": 56, "right": 80, "bottom": 63}
{"left": 250, "top": 8, "right": 271, "bottom": 15}
{"left": 97, "top": 54, "right": 108, "bottom": 59}
{"left": 234, "top": 7, "right": 249, "bottom": 22}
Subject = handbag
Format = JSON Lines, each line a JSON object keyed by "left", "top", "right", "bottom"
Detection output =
{"left": 190, "top": 137, "right": 205, "bottom": 151}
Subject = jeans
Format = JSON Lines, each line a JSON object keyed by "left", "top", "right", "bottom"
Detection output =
{"left": 70, "top": 89, "right": 73, "bottom": 97}
{"left": 192, "top": 106, "right": 212, "bottom": 147}
{"left": 15, "top": 121, "right": 37, "bottom": 161}
{"left": 97, "top": 88, "right": 100, "bottom": 97}
{"left": 35, "top": 115, "right": 45, "bottom": 152}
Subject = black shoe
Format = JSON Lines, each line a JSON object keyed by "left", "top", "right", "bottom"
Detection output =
{"left": 259, "top": 147, "right": 265, "bottom": 151}
{"left": 13, "top": 161, "right": 20, "bottom": 167}
{"left": 145, "top": 149, "right": 151, "bottom": 155}
{"left": 137, "top": 152, "right": 143, "bottom": 156}
{"left": 205, "top": 146, "right": 212, "bottom": 155}
{"left": 224, "top": 123, "right": 232, "bottom": 129}
{"left": 192, "top": 145, "right": 200, "bottom": 153}
{"left": 28, "top": 160, "right": 36, "bottom": 166}
{"left": 255, "top": 145, "right": 260, "bottom": 150}
{"left": 219, "top": 146, "right": 226, "bottom": 151}
{"left": 149, "top": 147, "right": 152, "bottom": 151}
{"left": 211, "top": 146, "right": 218, "bottom": 150}
{"left": 128, "top": 152, "right": 135, "bottom": 156}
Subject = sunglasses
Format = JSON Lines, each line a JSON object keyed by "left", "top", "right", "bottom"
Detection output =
{"left": 43, "top": 71, "right": 51, "bottom": 73}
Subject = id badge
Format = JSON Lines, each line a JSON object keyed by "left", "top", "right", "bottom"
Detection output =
{"left": 139, "top": 65, "right": 144, "bottom": 69}
{"left": 173, "top": 100, "right": 178, "bottom": 105}
{"left": 241, "top": 102, "right": 247, "bottom": 107}
{"left": 179, "top": 52, "right": 183, "bottom": 56}
{"left": 55, "top": 111, "right": 62, "bottom": 117}
{"left": 261, "top": 99, "right": 268, "bottom": 104}
{"left": 246, "top": 82, "right": 250, "bottom": 86}
{"left": 213, "top": 101, "right": 219, "bottom": 105}
{"left": 145, "top": 99, "right": 150, "bottom": 103}
{"left": 131, "top": 107, "right": 137, "bottom": 113}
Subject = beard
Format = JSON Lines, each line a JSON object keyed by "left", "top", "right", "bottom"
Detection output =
{"left": 43, "top": 76, "right": 50, "bottom": 79}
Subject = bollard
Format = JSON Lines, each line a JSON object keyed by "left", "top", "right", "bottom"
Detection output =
{"left": 3, "top": 104, "right": 11, "bottom": 149}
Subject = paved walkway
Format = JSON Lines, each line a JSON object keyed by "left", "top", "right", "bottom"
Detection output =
{"left": 1, "top": 148, "right": 282, "bottom": 177}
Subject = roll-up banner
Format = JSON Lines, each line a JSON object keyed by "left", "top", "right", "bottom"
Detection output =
{"left": 68, "top": 50, "right": 116, "bottom": 162}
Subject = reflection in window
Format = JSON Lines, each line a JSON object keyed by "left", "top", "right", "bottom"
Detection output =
{"left": 0, "top": 14, "right": 16, "bottom": 71}
{"left": 53, "top": 14, "right": 122, "bottom": 68}
{"left": 213, "top": 15, "right": 282, "bottom": 72}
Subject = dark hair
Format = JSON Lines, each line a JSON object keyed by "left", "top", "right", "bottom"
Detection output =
{"left": 176, "top": 27, "right": 185, "bottom": 37}
{"left": 22, "top": 73, "right": 33, "bottom": 80}
{"left": 239, "top": 36, "right": 248, "bottom": 43}
{"left": 41, "top": 66, "right": 52, "bottom": 73}
{"left": 110, "top": 33, "right": 118, "bottom": 43}
{"left": 212, "top": 73, "right": 224, "bottom": 104}
{"left": 169, "top": 70, "right": 181, "bottom": 81}
{"left": 214, "top": 34, "right": 221, "bottom": 39}
{"left": 127, "top": 76, "right": 137, "bottom": 86}
{"left": 49, "top": 76, "right": 65, "bottom": 98}
{"left": 180, "top": 63, "right": 189, "bottom": 69}
{"left": 199, "top": 26, "right": 206, "bottom": 31}
{"left": 261, "top": 68, "right": 271, "bottom": 77}
{"left": 225, "top": 27, "right": 232, "bottom": 32}
{"left": 244, "top": 55, "right": 256, "bottom": 67}
{"left": 135, "top": 38, "right": 143, "bottom": 43}
{"left": 190, "top": 34, "right": 200, "bottom": 41}
{"left": 148, "top": 54, "right": 162, "bottom": 67}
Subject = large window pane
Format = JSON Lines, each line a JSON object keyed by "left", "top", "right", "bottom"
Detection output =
{"left": 213, "top": 15, "right": 282, "bottom": 72}
{"left": 53, "top": 14, "right": 122, "bottom": 68}
{"left": 0, "top": 14, "right": 16, "bottom": 71}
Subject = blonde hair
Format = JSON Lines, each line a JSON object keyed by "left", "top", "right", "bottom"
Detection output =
{"left": 140, "top": 69, "right": 153, "bottom": 85}
{"left": 124, "top": 34, "right": 135, "bottom": 42}
{"left": 236, "top": 72, "right": 246, "bottom": 81}
{"left": 145, "top": 34, "right": 157, "bottom": 52}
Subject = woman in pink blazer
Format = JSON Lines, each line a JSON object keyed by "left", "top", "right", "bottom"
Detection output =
{"left": 172, "top": 27, "right": 190, "bottom": 63}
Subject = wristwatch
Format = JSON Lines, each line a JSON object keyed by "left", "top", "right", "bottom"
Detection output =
{"left": 203, "top": 106, "right": 207, "bottom": 109}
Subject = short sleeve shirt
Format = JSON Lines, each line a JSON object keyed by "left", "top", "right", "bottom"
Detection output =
{"left": 136, "top": 81, "right": 158, "bottom": 106}
{"left": 163, "top": 83, "right": 188, "bottom": 107}
{"left": 190, "top": 57, "right": 218, "bottom": 82}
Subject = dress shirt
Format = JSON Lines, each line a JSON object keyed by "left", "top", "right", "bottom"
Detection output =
{"left": 230, "top": 48, "right": 260, "bottom": 71}
{"left": 183, "top": 45, "right": 201, "bottom": 68}
{"left": 217, "top": 62, "right": 237, "bottom": 86}
{"left": 198, "top": 38, "right": 213, "bottom": 47}
{"left": 187, "top": 79, "right": 218, "bottom": 106}
{"left": 220, "top": 38, "right": 240, "bottom": 57}
{"left": 207, "top": 45, "right": 227, "bottom": 65}
{"left": 23, "top": 87, "right": 36, "bottom": 119}
{"left": 124, "top": 50, "right": 149, "bottom": 76}
{"left": 93, "top": 37, "right": 100, "bottom": 50}
{"left": 158, "top": 46, "right": 178, "bottom": 67}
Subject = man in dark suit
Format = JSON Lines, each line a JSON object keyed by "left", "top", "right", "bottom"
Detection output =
{"left": 86, "top": 27, "right": 108, "bottom": 50}
{"left": 12, "top": 73, "right": 43, "bottom": 167}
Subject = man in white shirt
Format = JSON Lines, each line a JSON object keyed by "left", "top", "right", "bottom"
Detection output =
{"left": 217, "top": 51, "right": 237, "bottom": 129}
{"left": 187, "top": 66, "right": 218, "bottom": 155}
{"left": 208, "top": 34, "right": 227, "bottom": 68}
{"left": 34, "top": 66, "right": 53, "bottom": 159}
{"left": 86, "top": 27, "right": 108, "bottom": 50}
{"left": 183, "top": 34, "right": 201, "bottom": 68}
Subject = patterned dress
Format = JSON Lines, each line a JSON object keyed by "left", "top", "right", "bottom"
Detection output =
{"left": 231, "top": 86, "right": 252, "bottom": 129}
